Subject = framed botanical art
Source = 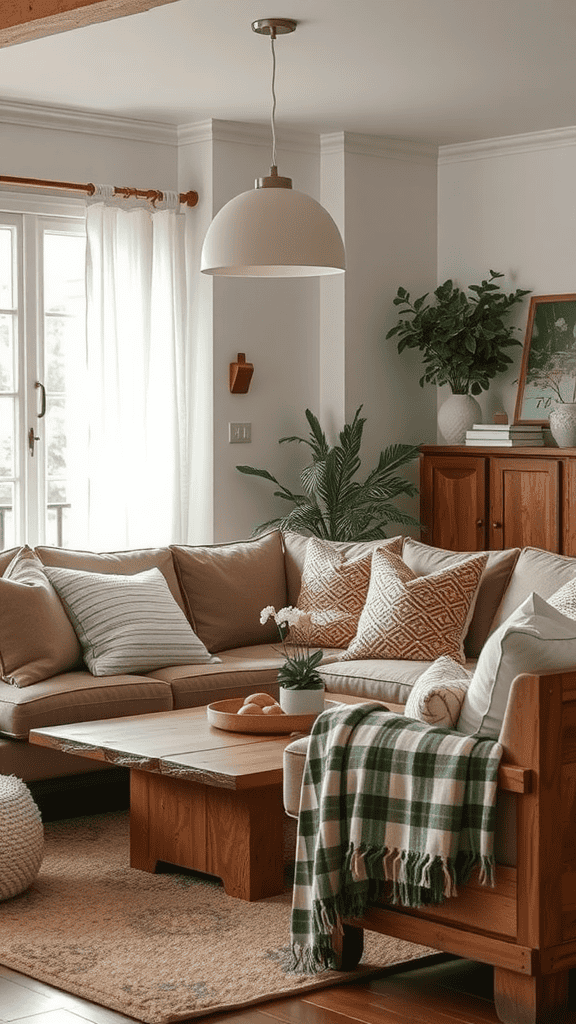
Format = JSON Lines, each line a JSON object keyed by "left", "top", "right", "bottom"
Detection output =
{"left": 514, "top": 294, "right": 576, "bottom": 424}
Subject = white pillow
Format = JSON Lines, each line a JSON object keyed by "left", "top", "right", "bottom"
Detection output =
{"left": 458, "top": 591, "right": 576, "bottom": 738}
{"left": 404, "top": 656, "right": 472, "bottom": 728}
{"left": 44, "top": 565, "right": 216, "bottom": 676}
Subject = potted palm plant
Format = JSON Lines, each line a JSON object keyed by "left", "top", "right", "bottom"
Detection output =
{"left": 236, "top": 406, "right": 420, "bottom": 540}
{"left": 386, "top": 271, "right": 531, "bottom": 443}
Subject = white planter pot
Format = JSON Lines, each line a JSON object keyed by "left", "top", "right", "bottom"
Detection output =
{"left": 279, "top": 687, "right": 325, "bottom": 716}
{"left": 437, "top": 393, "right": 482, "bottom": 445}
{"left": 549, "top": 403, "right": 576, "bottom": 448}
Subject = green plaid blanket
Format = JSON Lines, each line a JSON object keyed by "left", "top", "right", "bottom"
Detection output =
{"left": 290, "top": 702, "right": 503, "bottom": 973}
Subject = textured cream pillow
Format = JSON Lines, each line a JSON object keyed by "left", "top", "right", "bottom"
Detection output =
{"left": 343, "top": 548, "right": 488, "bottom": 664}
{"left": 548, "top": 575, "right": 576, "bottom": 619}
{"left": 404, "top": 656, "right": 472, "bottom": 727}
{"left": 290, "top": 535, "right": 403, "bottom": 649}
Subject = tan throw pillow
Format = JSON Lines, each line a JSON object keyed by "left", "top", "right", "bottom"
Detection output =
{"left": 170, "top": 531, "right": 287, "bottom": 652}
{"left": 343, "top": 548, "right": 488, "bottom": 664}
{"left": 290, "top": 535, "right": 403, "bottom": 649}
{"left": 0, "top": 545, "right": 83, "bottom": 687}
{"left": 404, "top": 656, "right": 472, "bottom": 727}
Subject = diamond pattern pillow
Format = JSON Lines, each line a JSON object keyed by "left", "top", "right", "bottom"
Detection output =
{"left": 44, "top": 565, "right": 216, "bottom": 676}
{"left": 289, "top": 535, "right": 403, "bottom": 649}
{"left": 343, "top": 548, "right": 488, "bottom": 664}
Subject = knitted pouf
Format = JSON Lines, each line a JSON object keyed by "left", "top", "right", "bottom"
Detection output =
{"left": 0, "top": 775, "right": 44, "bottom": 900}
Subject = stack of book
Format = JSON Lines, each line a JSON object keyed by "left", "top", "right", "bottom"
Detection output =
{"left": 465, "top": 423, "right": 544, "bottom": 447}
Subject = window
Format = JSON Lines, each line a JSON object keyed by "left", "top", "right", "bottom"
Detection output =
{"left": 0, "top": 200, "right": 86, "bottom": 549}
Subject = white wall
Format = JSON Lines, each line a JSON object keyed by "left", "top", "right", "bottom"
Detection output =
{"left": 319, "top": 133, "right": 439, "bottom": 536}
{"left": 0, "top": 104, "right": 178, "bottom": 188}
{"left": 438, "top": 128, "right": 576, "bottom": 428}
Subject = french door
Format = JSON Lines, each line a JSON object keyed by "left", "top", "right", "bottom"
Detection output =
{"left": 0, "top": 204, "right": 86, "bottom": 549}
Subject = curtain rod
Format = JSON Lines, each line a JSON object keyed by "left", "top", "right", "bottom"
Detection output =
{"left": 0, "top": 175, "right": 198, "bottom": 207}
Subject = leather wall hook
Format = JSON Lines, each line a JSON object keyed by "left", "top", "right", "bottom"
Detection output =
{"left": 229, "top": 352, "right": 254, "bottom": 394}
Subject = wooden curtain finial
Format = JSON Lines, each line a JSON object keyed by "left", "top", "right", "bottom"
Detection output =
{"left": 230, "top": 353, "right": 254, "bottom": 394}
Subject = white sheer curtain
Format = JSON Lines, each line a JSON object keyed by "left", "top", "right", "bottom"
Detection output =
{"left": 69, "top": 189, "right": 208, "bottom": 550}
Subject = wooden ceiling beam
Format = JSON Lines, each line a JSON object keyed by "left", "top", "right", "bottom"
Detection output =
{"left": 0, "top": 0, "right": 180, "bottom": 48}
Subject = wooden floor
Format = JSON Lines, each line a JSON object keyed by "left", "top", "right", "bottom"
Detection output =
{"left": 2, "top": 956, "right": 576, "bottom": 1024}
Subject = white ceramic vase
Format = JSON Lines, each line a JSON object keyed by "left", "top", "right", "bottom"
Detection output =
{"left": 437, "top": 393, "right": 482, "bottom": 445}
{"left": 279, "top": 686, "right": 325, "bottom": 716}
{"left": 549, "top": 403, "right": 576, "bottom": 448}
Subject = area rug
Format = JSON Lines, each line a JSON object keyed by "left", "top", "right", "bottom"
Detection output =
{"left": 0, "top": 810, "right": 436, "bottom": 1024}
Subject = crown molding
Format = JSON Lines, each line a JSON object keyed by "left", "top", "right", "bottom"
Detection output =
{"left": 0, "top": 98, "right": 178, "bottom": 145}
{"left": 439, "top": 125, "right": 576, "bottom": 164}
{"left": 177, "top": 118, "right": 320, "bottom": 154}
{"left": 321, "top": 131, "right": 438, "bottom": 164}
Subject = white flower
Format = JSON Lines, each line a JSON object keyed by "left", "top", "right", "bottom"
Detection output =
{"left": 274, "top": 606, "right": 302, "bottom": 629}
{"left": 556, "top": 317, "right": 568, "bottom": 331}
{"left": 260, "top": 605, "right": 276, "bottom": 625}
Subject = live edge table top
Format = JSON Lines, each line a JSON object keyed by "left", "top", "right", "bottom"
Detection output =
{"left": 28, "top": 706, "right": 301, "bottom": 791}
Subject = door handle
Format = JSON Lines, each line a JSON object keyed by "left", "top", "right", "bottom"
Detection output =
{"left": 35, "top": 381, "right": 46, "bottom": 418}
{"left": 28, "top": 427, "right": 40, "bottom": 456}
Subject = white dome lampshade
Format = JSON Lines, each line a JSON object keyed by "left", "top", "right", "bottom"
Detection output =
{"left": 200, "top": 17, "right": 346, "bottom": 278}
{"left": 201, "top": 179, "right": 345, "bottom": 277}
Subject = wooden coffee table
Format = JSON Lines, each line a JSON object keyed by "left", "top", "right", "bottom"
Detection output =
{"left": 29, "top": 706, "right": 302, "bottom": 901}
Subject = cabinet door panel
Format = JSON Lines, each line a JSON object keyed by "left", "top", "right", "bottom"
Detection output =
{"left": 490, "top": 458, "right": 559, "bottom": 551}
{"left": 420, "top": 455, "right": 486, "bottom": 551}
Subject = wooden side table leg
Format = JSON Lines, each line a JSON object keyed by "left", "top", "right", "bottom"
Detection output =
{"left": 205, "top": 784, "right": 285, "bottom": 901}
{"left": 493, "top": 967, "right": 569, "bottom": 1024}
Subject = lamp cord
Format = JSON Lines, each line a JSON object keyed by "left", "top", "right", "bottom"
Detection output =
{"left": 270, "top": 32, "right": 277, "bottom": 168}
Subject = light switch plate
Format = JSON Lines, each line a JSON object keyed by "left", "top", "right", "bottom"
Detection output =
{"left": 229, "top": 422, "right": 252, "bottom": 443}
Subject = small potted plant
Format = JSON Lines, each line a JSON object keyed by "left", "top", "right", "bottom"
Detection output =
{"left": 260, "top": 605, "right": 325, "bottom": 715}
{"left": 386, "top": 271, "right": 530, "bottom": 443}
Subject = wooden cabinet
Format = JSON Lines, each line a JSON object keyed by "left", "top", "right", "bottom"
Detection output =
{"left": 420, "top": 445, "right": 576, "bottom": 554}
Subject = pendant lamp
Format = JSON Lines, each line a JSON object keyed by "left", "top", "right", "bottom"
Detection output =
{"left": 201, "top": 18, "right": 345, "bottom": 277}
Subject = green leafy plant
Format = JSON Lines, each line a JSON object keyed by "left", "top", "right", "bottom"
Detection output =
{"left": 260, "top": 605, "right": 323, "bottom": 689}
{"left": 386, "top": 271, "right": 530, "bottom": 396}
{"left": 237, "top": 406, "right": 420, "bottom": 541}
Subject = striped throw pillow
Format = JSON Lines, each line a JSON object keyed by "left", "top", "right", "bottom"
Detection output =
{"left": 44, "top": 565, "right": 215, "bottom": 676}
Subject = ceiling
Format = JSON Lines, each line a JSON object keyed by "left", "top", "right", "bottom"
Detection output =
{"left": 1, "top": 0, "right": 576, "bottom": 147}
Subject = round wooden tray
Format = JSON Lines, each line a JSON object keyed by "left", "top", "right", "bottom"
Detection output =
{"left": 206, "top": 697, "right": 328, "bottom": 734}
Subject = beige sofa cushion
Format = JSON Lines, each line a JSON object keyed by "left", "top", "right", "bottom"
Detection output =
{"left": 402, "top": 538, "right": 520, "bottom": 658}
{"left": 149, "top": 643, "right": 342, "bottom": 710}
{"left": 170, "top": 532, "right": 287, "bottom": 652}
{"left": 491, "top": 547, "right": 576, "bottom": 632}
{"left": 35, "top": 544, "right": 186, "bottom": 613}
{"left": 282, "top": 532, "right": 404, "bottom": 606}
{"left": 343, "top": 548, "right": 487, "bottom": 664}
{"left": 0, "top": 671, "right": 173, "bottom": 740}
{"left": 0, "top": 546, "right": 82, "bottom": 687}
{"left": 319, "top": 658, "right": 438, "bottom": 705}
{"left": 290, "top": 535, "right": 403, "bottom": 649}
